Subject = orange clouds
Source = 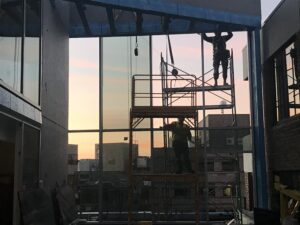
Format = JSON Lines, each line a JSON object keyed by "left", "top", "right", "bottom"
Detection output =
{"left": 70, "top": 58, "right": 98, "bottom": 70}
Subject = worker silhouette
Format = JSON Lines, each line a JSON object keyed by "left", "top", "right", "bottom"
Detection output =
{"left": 203, "top": 31, "right": 233, "bottom": 86}
{"left": 163, "top": 117, "right": 194, "bottom": 174}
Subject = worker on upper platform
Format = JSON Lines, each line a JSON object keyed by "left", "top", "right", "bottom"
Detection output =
{"left": 163, "top": 117, "right": 194, "bottom": 174}
{"left": 203, "top": 31, "right": 233, "bottom": 86}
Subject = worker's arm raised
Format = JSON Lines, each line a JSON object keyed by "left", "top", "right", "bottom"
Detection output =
{"left": 160, "top": 122, "right": 175, "bottom": 131}
{"left": 202, "top": 33, "right": 213, "bottom": 43}
{"left": 224, "top": 31, "right": 233, "bottom": 41}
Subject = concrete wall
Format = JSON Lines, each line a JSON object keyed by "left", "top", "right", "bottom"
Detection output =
{"left": 261, "top": 1, "right": 300, "bottom": 171}
{"left": 40, "top": 0, "right": 69, "bottom": 188}
{"left": 0, "top": 114, "right": 17, "bottom": 143}
{"left": 261, "top": 0, "right": 300, "bottom": 210}
{"left": 262, "top": 0, "right": 300, "bottom": 61}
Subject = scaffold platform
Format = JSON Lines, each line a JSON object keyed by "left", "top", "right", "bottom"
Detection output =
{"left": 131, "top": 106, "right": 198, "bottom": 119}
{"left": 163, "top": 85, "right": 232, "bottom": 93}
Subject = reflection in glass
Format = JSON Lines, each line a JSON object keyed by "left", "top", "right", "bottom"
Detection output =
{"left": 69, "top": 38, "right": 99, "bottom": 130}
{"left": 68, "top": 132, "right": 99, "bottom": 214}
{"left": 102, "top": 36, "right": 150, "bottom": 129}
{"left": 102, "top": 132, "right": 138, "bottom": 212}
{"left": 0, "top": 0, "right": 23, "bottom": 91}
{"left": 23, "top": 0, "right": 41, "bottom": 104}
{"left": 24, "top": 37, "right": 39, "bottom": 103}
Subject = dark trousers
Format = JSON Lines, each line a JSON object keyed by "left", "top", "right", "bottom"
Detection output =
{"left": 213, "top": 52, "right": 229, "bottom": 81}
{"left": 173, "top": 140, "right": 192, "bottom": 173}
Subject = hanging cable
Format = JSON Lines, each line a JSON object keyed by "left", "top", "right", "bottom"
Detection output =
{"left": 167, "top": 35, "right": 178, "bottom": 77}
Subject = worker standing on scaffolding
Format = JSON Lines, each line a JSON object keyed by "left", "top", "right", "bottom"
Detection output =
{"left": 163, "top": 117, "right": 194, "bottom": 174}
{"left": 203, "top": 31, "right": 233, "bottom": 86}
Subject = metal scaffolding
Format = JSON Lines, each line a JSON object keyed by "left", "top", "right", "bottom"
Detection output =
{"left": 128, "top": 35, "right": 244, "bottom": 224}
{"left": 128, "top": 73, "right": 200, "bottom": 224}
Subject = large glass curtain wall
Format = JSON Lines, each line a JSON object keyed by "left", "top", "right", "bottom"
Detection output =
{"left": 0, "top": 0, "right": 41, "bottom": 105}
{"left": 69, "top": 34, "right": 256, "bottom": 220}
{"left": 68, "top": 36, "right": 151, "bottom": 218}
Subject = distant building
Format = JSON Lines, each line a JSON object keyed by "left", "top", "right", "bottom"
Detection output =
{"left": 77, "top": 143, "right": 139, "bottom": 211}
{"left": 136, "top": 156, "right": 150, "bottom": 171}
{"left": 95, "top": 143, "right": 138, "bottom": 172}
{"left": 77, "top": 159, "right": 98, "bottom": 186}
{"left": 67, "top": 144, "right": 78, "bottom": 186}
{"left": 68, "top": 144, "right": 78, "bottom": 173}
{"left": 199, "top": 114, "right": 250, "bottom": 212}
{"left": 78, "top": 159, "right": 98, "bottom": 172}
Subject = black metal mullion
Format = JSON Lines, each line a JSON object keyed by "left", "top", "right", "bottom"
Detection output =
{"left": 38, "top": 0, "right": 42, "bottom": 105}
{"left": 21, "top": 0, "right": 26, "bottom": 94}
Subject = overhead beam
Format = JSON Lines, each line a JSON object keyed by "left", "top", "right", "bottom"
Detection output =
{"left": 136, "top": 12, "right": 143, "bottom": 34}
{"left": 3, "top": 8, "right": 22, "bottom": 25}
{"left": 65, "top": 0, "right": 260, "bottom": 28}
{"left": 1, "top": 1, "right": 22, "bottom": 25}
{"left": 106, "top": 6, "right": 116, "bottom": 35}
{"left": 163, "top": 16, "right": 171, "bottom": 33}
{"left": 188, "top": 20, "right": 195, "bottom": 32}
{"left": 75, "top": 2, "right": 92, "bottom": 36}
{"left": 69, "top": 21, "right": 247, "bottom": 38}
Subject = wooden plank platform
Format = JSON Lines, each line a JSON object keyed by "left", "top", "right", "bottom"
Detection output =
{"left": 196, "top": 104, "right": 233, "bottom": 110}
{"left": 132, "top": 173, "right": 198, "bottom": 182}
{"left": 131, "top": 106, "right": 198, "bottom": 118}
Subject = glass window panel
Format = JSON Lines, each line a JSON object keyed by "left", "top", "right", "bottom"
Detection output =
{"left": 102, "top": 132, "right": 130, "bottom": 212}
{"left": 133, "top": 131, "right": 151, "bottom": 157}
{"left": 23, "top": 37, "right": 39, "bottom": 103}
{"left": 69, "top": 133, "right": 99, "bottom": 160}
{"left": 285, "top": 43, "right": 300, "bottom": 117}
{"left": 68, "top": 132, "right": 99, "bottom": 214}
{"left": 103, "top": 37, "right": 132, "bottom": 129}
{"left": 69, "top": 38, "right": 99, "bottom": 130}
{"left": 102, "top": 36, "right": 150, "bottom": 129}
{"left": 0, "top": 0, "right": 22, "bottom": 91}
{"left": 23, "top": 0, "right": 41, "bottom": 104}
{"left": 102, "top": 131, "right": 151, "bottom": 170}
{"left": 153, "top": 130, "right": 164, "bottom": 149}
{"left": 23, "top": 125, "right": 40, "bottom": 188}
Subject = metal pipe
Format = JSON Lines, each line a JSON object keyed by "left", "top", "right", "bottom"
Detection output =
{"left": 201, "top": 34, "right": 209, "bottom": 222}
{"left": 98, "top": 37, "right": 103, "bottom": 222}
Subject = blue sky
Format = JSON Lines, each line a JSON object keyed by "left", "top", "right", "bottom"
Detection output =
{"left": 261, "top": 0, "right": 282, "bottom": 21}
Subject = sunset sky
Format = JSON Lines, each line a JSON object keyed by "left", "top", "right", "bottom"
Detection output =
{"left": 69, "top": 0, "right": 282, "bottom": 159}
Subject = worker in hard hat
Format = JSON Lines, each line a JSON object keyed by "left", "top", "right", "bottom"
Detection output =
{"left": 203, "top": 31, "right": 233, "bottom": 86}
{"left": 163, "top": 117, "right": 194, "bottom": 174}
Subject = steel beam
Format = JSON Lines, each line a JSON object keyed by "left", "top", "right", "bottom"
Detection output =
{"left": 106, "top": 6, "right": 116, "bottom": 35}
{"left": 75, "top": 2, "right": 92, "bottom": 35}
{"left": 248, "top": 29, "right": 268, "bottom": 209}
{"left": 68, "top": 0, "right": 260, "bottom": 27}
{"left": 69, "top": 20, "right": 246, "bottom": 38}
{"left": 136, "top": 12, "right": 143, "bottom": 34}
